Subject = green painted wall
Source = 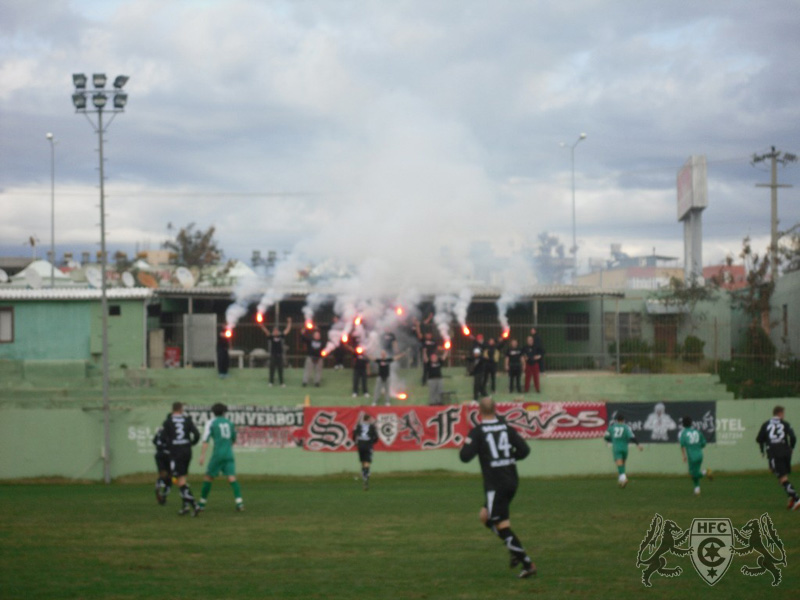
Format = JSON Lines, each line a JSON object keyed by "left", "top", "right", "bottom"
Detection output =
{"left": 2, "top": 399, "right": 796, "bottom": 481}
{"left": 0, "top": 301, "right": 90, "bottom": 360}
{"left": 0, "top": 299, "right": 146, "bottom": 368}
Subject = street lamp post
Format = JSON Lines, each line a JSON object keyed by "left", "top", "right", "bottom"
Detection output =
{"left": 562, "top": 133, "right": 587, "bottom": 276}
{"left": 71, "top": 72, "right": 129, "bottom": 484}
{"left": 46, "top": 132, "right": 56, "bottom": 288}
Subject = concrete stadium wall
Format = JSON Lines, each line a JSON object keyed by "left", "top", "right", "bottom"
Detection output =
{"left": 2, "top": 398, "right": 797, "bottom": 481}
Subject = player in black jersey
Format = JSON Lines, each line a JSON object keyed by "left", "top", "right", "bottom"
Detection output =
{"left": 352, "top": 414, "right": 379, "bottom": 490}
{"left": 162, "top": 402, "right": 202, "bottom": 516}
{"left": 152, "top": 426, "right": 171, "bottom": 505}
{"left": 460, "top": 397, "right": 536, "bottom": 579}
{"left": 756, "top": 405, "right": 800, "bottom": 510}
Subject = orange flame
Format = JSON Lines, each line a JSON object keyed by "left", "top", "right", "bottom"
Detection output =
{"left": 256, "top": 312, "right": 264, "bottom": 324}
{"left": 397, "top": 392, "right": 408, "bottom": 401}
{"left": 321, "top": 350, "right": 327, "bottom": 357}
{"left": 224, "top": 329, "right": 232, "bottom": 339}
{"left": 444, "top": 340, "right": 451, "bottom": 350}
{"left": 395, "top": 306, "right": 404, "bottom": 316}
{"left": 502, "top": 329, "right": 510, "bottom": 339}
{"left": 462, "top": 326, "right": 471, "bottom": 336}
{"left": 354, "top": 316, "right": 362, "bottom": 326}
{"left": 305, "top": 320, "right": 314, "bottom": 330}
{"left": 342, "top": 333, "right": 349, "bottom": 343}
{"left": 356, "top": 346, "right": 364, "bottom": 355}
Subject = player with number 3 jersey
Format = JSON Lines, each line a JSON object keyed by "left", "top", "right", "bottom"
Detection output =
{"left": 460, "top": 397, "right": 536, "bottom": 579}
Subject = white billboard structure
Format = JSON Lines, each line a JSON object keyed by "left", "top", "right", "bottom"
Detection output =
{"left": 677, "top": 156, "right": 708, "bottom": 284}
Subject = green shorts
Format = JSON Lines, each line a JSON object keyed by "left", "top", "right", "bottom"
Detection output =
{"left": 688, "top": 459, "right": 703, "bottom": 479}
{"left": 613, "top": 449, "right": 628, "bottom": 462}
{"left": 206, "top": 455, "right": 236, "bottom": 478}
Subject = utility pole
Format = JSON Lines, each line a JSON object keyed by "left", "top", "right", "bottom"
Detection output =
{"left": 753, "top": 146, "right": 796, "bottom": 280}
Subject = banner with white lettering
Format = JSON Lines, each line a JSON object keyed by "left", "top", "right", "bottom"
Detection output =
{"left": 301, "top": 402, "right": 608, "bottom": 451}
{"left": 185, "top": 405, "right": 304, "bottom": 449}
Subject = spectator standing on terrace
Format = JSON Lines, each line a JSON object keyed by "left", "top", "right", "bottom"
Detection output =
{"left": 505, "top": 338, "right": 523, "bottom": 394}
{"left": 216, "top": 330, "right": 230, "bottom": 379}
{"left": 301, "top": 329, "right": 324, "bottom": 387}
{"left": 259, "top": 317, "right": 292, "bottom": 387}
{"left": 522, "top": 330, "right": 544, "bottom": 393}
{"left": 427, "top": 349, "right": 448, "bottom": 405}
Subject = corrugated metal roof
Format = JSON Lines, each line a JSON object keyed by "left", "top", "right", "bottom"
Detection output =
{"left": 0, "top": 288, "right": 153, "bottom": 300}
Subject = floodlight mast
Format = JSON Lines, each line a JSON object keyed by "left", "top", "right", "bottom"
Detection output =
{"left": 71, "top": 72, "right": 129, "bottom": 485}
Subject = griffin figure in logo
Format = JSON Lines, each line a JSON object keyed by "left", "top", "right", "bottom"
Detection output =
{"left": 636, "top": 514, "right": 691, "bottom": 587}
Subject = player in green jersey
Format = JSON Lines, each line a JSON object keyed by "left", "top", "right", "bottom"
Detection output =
{"left": 604, "top": 412, "right": 642, "bottom": 487}
{"left": 679, "top": 416, "right": 713, "bottom": 495}
{"left": 198, "top": 403, "right": 244, "bottom": 512}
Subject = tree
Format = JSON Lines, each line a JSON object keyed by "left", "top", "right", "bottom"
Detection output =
{"left": 730, "top": 236, "right": 774, "bottom": 332}
{"left": 780, "top": 225, "right": 800, "bottom": 274}
{"left": 162, "top": 223, "right": 223, "bottom": 267}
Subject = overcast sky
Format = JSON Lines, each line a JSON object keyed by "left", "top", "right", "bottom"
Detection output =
{"left": 2, "top": 0, "right": 799, "bottom": 276}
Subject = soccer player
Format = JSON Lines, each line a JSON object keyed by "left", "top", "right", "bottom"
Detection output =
{"left": 756, "top": 405, "right": 800, "bottom": 510}
{"left": 604, "top": 412, "right": 643, "bottom": 487}
{"left": 162, "top": 402, "right": 201, "bottom": 516}
{"left": 352, "top": 414, "right": 379, "bottom": 490}
{"left": 198, "top": 403, "right": 244, "bottom": 512}
{"left": 679, "top": 416, "right": 713, "bottom": 495}
{"left": 459, "top": 397, "right": 536, "bottom": 579}
{"left": 152, "top": 425, "right": 171, "bottom": 505}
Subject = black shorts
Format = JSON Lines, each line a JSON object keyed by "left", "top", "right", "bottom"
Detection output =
{"left": 357, "top": 444, "right": 374, "bottom": 464}
{"left": 170, "top": 447, "right": 192, "bottom": 477}
{"left": 484, "top": 486, "right": 517, "bottom": 524}
{"left": 155, "top": 453, "right": 170, "bottom": 474}
{"left": 769, "top": 455, "right": 792, "bottom": 478}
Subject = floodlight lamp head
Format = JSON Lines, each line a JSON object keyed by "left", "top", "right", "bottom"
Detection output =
{"left": 579, "top": 132, "right": 587, "bottom": 139}
{"left": 72, "top": 93, "right": 87, "bottom": 110}
{"left": 73, "top": 73, "right": 87, "bottom": 89}
{"left": 92, "top": 93, "right": 107, "bottom": 109}
{"left": 113, "top": 93, "right": 127, "bottom": 109}
{"left": 93, "top": 73, "right": 107, "bottom": 88}
{"left": 113, "top": 75, "right": 129, "bottom": 89}
{"left": 46, "top": 132, "right": 54, "bottom": 140}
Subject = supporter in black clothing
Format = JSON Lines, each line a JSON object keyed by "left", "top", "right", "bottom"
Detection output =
{"left": 505, "top": 339, "right": 523, "bottom": 394}
{"left": 460, "top": 397, "right": 536, "bottom": 579}
{"left": 259, "top": 317, "right": 292, "bottom": 387}
{"left": 216, "top": 330, "right": 230, "bottom": 379}
{"left": 468, "top": 347, "right": 487, "bottom": 401}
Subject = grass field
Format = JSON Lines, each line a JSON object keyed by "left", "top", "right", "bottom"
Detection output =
{"left": 1, "top": 472, "right": 798, "bottom": 600}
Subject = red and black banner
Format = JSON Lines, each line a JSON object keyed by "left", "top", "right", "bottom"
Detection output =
{"left": 301, "top": 402, "right": 608, "bottom": 452}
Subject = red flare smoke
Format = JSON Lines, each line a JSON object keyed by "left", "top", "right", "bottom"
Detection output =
{"left": 462, "top": 326, "right": 471, "bottom": 336}
{"left": 256, "top": 312, "right": 264, "bottom": 324}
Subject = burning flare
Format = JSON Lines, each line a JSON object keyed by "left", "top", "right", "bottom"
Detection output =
{"left": 444, "top": 340, "right": 451, "bottom": 350}
{"left": 355, "top": 346, "right": 364, "bottom": 355}
{"left": 321, "top": 350, "right": 327, "bottom": 357}
{"left": 224, "top": 328, "right": 232, "bottom": 339}
{"left": 397, "top": 392, "right": 408, "bottom": 401}
{"left": 256, "top": 312, "right": 264, "bottom": 324}
{"left": 342, "top": 333, "right": 349, "bottom": 343}
{"left": 395, "top": 306, "right": 404, "bottom": 316}
{"left": 305, "top": 320, "right": 314, "bottom": 330}
{"left": 354, "top": 316, "right": 362, "bottom": 326}
{"left": 462, "top": 326, "right": 471, "bottom": 336}
{"left": 502, "top": 329, "right": 510, "bottom": 339}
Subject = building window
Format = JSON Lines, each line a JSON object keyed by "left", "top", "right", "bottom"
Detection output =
{"left": 109, "top": 305, "right": 121, "bottom": 316}
{"left": 604, "top": 311, "right": 642, "bottom": 341}
{"left": 0, "top": 307, "right": 13, "bottom": 343}
{"left": 566, "top": 312, "right": 590, "bottom": 342}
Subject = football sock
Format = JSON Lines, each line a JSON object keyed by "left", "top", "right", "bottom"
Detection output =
{"left": 692, "top": 476, "right": 700, "bottom": 486}
{"left": 230, "top": 480, "right": 242, "bottom": 500}
{"left": 180, "top": 485, "right": 196, "bottom": 507}
{"left": 782, "top": 480, "right": 799, "bottom": 500}
{"left": 201, "top": 481, "right": 212, "bottom": 501}
{"left": 617, "top": 465, "right": 625, "bottom": 475}
{"left": 497, "top": 527, "right": 530, "bottom": 565}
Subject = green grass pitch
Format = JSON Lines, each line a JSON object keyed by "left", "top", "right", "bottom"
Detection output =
{"left": 1, "top": 471, "right": 798, "bottom": 599}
